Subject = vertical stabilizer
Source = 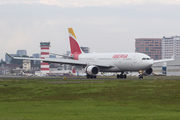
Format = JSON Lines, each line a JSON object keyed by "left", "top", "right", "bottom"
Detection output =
{"left": 68, "top": 28, "right": 83, "bottom": 54}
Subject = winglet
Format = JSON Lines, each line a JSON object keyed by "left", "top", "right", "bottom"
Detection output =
{"left": 6, "top": 53, "right": 14, "bottom": 59}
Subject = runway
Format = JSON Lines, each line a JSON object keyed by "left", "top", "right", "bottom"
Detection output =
{"left": 1, "top": 75, "right": 180, "bottom": 81}
{"left": 0, "top": 75, "right": 118, "bottom": 80}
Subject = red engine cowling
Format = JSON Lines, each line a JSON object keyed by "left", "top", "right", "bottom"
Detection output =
{"left": 85, "top": 65, "right": 99, "bottom": 75}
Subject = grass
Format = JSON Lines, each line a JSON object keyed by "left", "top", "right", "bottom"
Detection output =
{"left": 0, "top": 76, "right": 180, "bottom": 119}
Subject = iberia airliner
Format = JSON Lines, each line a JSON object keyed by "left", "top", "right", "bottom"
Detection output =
{"left": 6, "top": 28, "right": 174, "bottom": 79}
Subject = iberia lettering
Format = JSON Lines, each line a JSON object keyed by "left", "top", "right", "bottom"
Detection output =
{"left": 112, "top": 54, "right": 128, "bottom": 58}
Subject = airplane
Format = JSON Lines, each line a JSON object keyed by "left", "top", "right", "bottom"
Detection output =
{"left": 6, "top": 28, "right": 174, "bottom": 79}
{"left": 21, "top": 72, "right": 34, "bottom": 76}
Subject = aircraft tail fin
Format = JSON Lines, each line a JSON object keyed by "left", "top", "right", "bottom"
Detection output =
{"left": 72, "top": 68, "right": 76, "bottom": 73}
{"left": 21, "top": 72, "right": 25, "bottom": 75}
{"left": 68, "top": 28, "right": 83, "bottom": 54}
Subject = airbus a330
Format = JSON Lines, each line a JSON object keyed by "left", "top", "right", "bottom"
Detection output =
{"left": 7, "top": 28, "right": 174, "bottom": 79}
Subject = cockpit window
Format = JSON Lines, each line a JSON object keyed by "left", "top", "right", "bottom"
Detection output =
{"left": 142, "top": 58, "right": 151, "bottom": 60}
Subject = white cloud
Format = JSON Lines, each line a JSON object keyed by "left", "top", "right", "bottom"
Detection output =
{"left": 0, "top": 0, "right": 180, "bottom": 7}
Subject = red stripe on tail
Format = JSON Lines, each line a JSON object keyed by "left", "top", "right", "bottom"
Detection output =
{"left": 69, "top": 36, "right": 82, "bottom": 54}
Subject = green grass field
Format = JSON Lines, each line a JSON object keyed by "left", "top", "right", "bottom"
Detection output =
{"left": 0, "top": 76, "right": 180, "bottom": 120}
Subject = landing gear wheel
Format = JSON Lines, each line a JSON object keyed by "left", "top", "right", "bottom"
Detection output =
{"left": 123, "top": 74, "right": 127, "bottom": 79}
{"left": 117, "top": 73, "right": 127, "bottom": 79}
{"left": 87, "top": 74, "right": 97, "bottom": 79}
{"left": 120, "top": 74, "right": 123, "bottom": 79}
{"left": 139, "top": 75, "right": 143, "bottom": 79}
{"left": 87, "top": 74, "right": 90, "bottom": 79}
{"left": 90, "top": 76, "right": 94, "bottom": 78}
{"left": 117, "top": 74, "right": 120, "bottom": 79}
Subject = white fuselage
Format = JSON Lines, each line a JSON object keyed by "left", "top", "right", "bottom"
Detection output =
{"left": 78, "top": 52, "right": 153, "bottom": 72}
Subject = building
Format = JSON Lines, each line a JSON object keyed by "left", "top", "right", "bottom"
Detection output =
{"left": 5, "top": 54, "right": 17, "bottom": 63}
{"left": 0, "top": 64, "right": 22, "bottom": 75}
{"left": 135, "top": 38, "right": 162, "bottom": 60}
{"left": 63, "top": 51, "right": 72, "bottom": 70}
{"left": 80, "top": 47, "right": 90, "bottom": 53}
{"left": 32, "top": 53, "right": 40, "bottom": 58}
{"left": 40, "top": 42, "right": 50, "bottom": 75}
{"left": 153, "top": 57, "right": 180, "bottom": 76}
{"left": 162, "top": 36, "right": 180, "bottom": 59}
{"left": 17, "top": 50, "right": 27, "bottom": 56}
{"left": 32, "top": 53, "right": 40, "bottom": 65}
{"left": 23, "top": 60, "right": 31, "bottom": 71}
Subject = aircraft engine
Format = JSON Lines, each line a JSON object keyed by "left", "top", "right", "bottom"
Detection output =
{"left": 85, "top": 65, "right": 99, "bottom": 76}
{"left": 144, "top": 68, "right": 153, "bottom": 75}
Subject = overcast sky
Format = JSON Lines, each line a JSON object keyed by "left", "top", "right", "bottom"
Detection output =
{"left": 1, "top": 0, "right": 180, "bottom": 60}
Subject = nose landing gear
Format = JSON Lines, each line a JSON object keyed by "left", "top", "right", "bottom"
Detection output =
{"left": 138, "top": 70, "right": 144, "bottom": 79}
{"left": 138, "top": 74, "right": 143, "bottom": 79}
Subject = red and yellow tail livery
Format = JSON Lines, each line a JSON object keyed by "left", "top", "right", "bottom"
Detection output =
{"left": 68, "top": 28, "right": 83, "bottom": 55}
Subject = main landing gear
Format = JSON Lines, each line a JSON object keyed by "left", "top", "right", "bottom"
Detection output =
{"left": 117, "top": 72, "right": 127, "bottom": 79}
{"left": 86, "top": 74, "right": 96, "bottom": 79}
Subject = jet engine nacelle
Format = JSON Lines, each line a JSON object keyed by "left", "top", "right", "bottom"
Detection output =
{"left": 144, "top": 68, "right": 153, "bottom": 75}
{"left": 85, "top": 65, "right": 99, "bottom": 76}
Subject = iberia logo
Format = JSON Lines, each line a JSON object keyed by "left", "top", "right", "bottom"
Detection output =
{"left": 112, "top": 54, "right": 128, "bottom": 58}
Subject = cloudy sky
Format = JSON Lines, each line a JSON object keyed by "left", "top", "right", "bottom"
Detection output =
{"left": 1, "top": 0, "right": 180, "bottom": 60}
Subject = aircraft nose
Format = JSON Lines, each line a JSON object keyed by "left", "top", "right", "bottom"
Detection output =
{"left": 143, "top": 60, "right": 153, "bottom": 69}
{"left": 147, "top": 60, "right": 153, "bottom": 68}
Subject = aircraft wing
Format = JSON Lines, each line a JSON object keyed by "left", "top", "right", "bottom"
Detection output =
{"left": 49, "top": 52, "right": 73, "bottom": 59}
{"left": 153, "top": 55, "right": 174, "bottom": 63}
{"left": 6, "top": 53, "right": 113, "bottom": 67}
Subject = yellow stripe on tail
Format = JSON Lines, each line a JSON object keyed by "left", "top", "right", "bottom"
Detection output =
{"left": 68, "top": 28, "right": 77, "bottom": 39}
